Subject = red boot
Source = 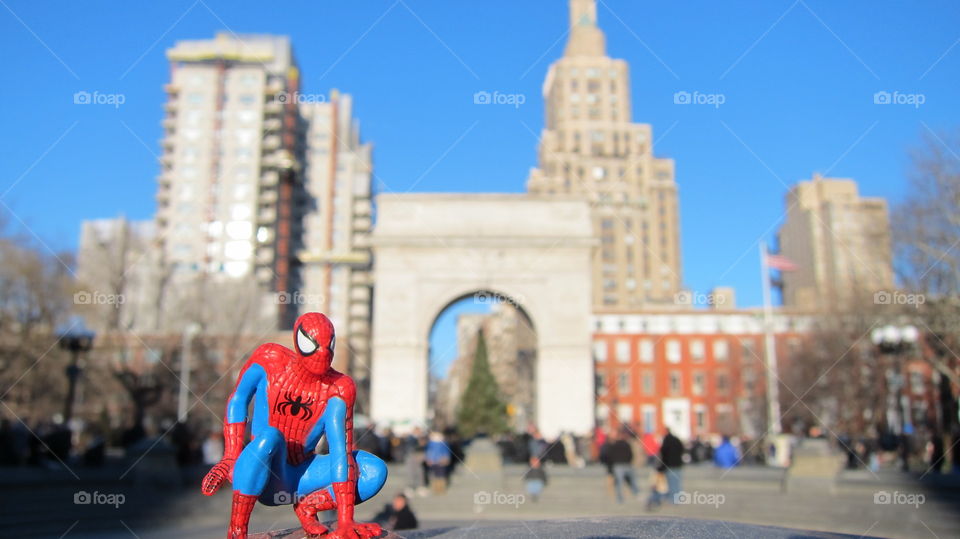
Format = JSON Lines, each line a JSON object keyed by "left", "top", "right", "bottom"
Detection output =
{"left": 228, "top": 492, "right": 257, "bottom": 539}
{"left": 294, "top": 489, "right": 336, "bottom": 536}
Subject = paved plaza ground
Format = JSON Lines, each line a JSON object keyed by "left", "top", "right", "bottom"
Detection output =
{"left": 4, "top": 461, "right": 958, "bottom": 538}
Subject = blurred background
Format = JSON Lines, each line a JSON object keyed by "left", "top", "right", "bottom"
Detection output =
{"left": 1, "top": 1, "right": 959, "bottom": 537}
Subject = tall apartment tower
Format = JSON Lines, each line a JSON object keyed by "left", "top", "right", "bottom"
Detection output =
{"left": 778, "top": 174, "right": 893, "bottom": 310}
{"left": 298, "top": 91, "right": 375, "bottom": 377}
{"left": 527, "top": 0, "right": 682, "bottom": 309}
{"left": 158, "top": 33, "right": 304, "bottom": 328}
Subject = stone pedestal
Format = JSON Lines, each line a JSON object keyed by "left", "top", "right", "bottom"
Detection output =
{"left": 463, "top": 437, "right": 503, "bottom": 475}
{"left": 242, "top": 517, "right": 888, "bottom": 538}
{"left": 786, "top": 437, "right": 842, "bottom": 492}
{"left": 249, "top": 527, "right": 403, "bottom": 538}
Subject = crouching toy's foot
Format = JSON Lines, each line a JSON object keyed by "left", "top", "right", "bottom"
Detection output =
{"left": 294, "top": 490, "right": 334, "bottom": 536}
{"left": 325, "top": 521, "right": 382, "bottom": 539}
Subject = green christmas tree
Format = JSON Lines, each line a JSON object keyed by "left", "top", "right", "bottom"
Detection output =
{"left": 456, "top": 329, "right": 509, "bottom": 437}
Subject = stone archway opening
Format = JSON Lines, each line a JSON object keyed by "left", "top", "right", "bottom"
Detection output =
{"left": 370, "top": 194, "right": 596, "bottom": 438}
{"left": 427, "top": 290, "right": 537, "bottom": 433}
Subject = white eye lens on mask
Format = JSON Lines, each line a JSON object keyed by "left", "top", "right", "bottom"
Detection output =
{"left": 297, "top": 327, "right": 318, "bottom": 355}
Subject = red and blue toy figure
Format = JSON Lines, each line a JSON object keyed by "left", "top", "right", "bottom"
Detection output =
{"left": 202, "top": 312, "right": 387, "bottom": 538}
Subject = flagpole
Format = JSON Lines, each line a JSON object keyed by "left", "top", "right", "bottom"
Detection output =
{"left": 760, "top": 241, "right": 782, "bottom": 435}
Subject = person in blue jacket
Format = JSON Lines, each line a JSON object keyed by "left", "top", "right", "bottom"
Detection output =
{"left": 714, "top": 436, "right": 741, "bottom": 469}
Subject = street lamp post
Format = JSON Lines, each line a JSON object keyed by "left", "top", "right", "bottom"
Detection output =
{"left": 871, "top": 324, "right": 919, "bottom": 472}
{"left": 58, "top": 318, "right": 96, "bottom": 425}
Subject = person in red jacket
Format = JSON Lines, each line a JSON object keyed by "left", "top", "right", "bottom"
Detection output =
{"left": 641, "top": 430, "right": 661, "bottom": 467}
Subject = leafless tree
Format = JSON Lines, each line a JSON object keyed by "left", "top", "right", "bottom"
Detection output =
{"left": 892, "top": 129, "right": 960, "bottom": 458}
{"left": 0, "top": 209, "right": 74, "bottom": 423}
{"left": 781, "top": 307, "right": 883, "bottom": 439}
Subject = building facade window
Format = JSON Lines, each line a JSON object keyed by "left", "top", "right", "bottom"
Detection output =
{"left": 640, "top": 371, "right": 654, "bottom": 395}
{"left": 669, "top": 371, "right": 682, "bottom": 394}
{"left": 692, "top": 372, "right": 705, "bottom": 396}
{"left": 639, "top": 338, "right": 654, "bottom": 362}
{"left": 618, "top": 372, "right": 631, "bottom": 395}
{"left": 641, "top": 405, "right": 656, "bottom": 432}
{"left": 713, "top": 339, "right": 729, "bottom": 361}
{"left": 593, "top": 341, "right": 607, "bottom": 362}
{"left": 716, "top": 372, "right": 728, "bottom": 394}
{"left": 694, "top": 405, "right": 707, "bottom": 431}
{"left": 615, "top": 339, "right": 630, "bottom": 363}
{"left": 691, "top": 339, "right": 705, "bottom": 362}
{"left": 618, "top": 404, "right": 634, "bottom": 423}
{"left": 666, "top": 339, "right": 681, "bottom": 363}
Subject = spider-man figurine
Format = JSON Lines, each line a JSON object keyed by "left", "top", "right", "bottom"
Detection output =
{"left": 201, "top": 312, "right": 387, "bottom": 538}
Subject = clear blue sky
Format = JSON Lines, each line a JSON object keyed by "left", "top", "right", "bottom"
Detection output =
{"left": 2, "top": 0, "right": 958, "bottom": 369}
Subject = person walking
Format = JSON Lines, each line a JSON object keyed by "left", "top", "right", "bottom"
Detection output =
{"left": 641, "top": 430, "right": 660, "bottom": 467}
{"left": 523, "top": 456, "right": 548, "bottom": 502}
{"left": 647, "top": 427, "right": 684, "bottom": 509}
{"left": 443, "top": 427, "right": 464, "bottom": 485}
{"left": 599, "top": 430, "right": 615, "bottom": 498}
{"left": 608, "top": 430, "right": 639, "bottom": 503}
{"left": 403, "top": 427, "right": 427, "bottom": 497}
{"left": 425, "top": 431, "right": 452, "bottom": 494}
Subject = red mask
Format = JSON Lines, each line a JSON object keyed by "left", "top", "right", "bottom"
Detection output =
{"left": 292, "top": 312, "right": 336, "bottom": 375}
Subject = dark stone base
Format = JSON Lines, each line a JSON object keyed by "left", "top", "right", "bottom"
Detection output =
{"left": 249, "top": 525, "right": 402, "bottom": 538}
{"left": 251, "top": 517, "right": 882, "bottom": 538}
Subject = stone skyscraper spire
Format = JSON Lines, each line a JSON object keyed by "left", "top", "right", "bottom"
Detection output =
{"left": 565, "top": 0, "right": 606, "bottom": 57}
{"left": 528, "top": 1, "right": 682, "bottom": 309}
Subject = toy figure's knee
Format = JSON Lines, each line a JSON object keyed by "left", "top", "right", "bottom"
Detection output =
{"left": 355, "top": 450, "right": 387, "bottom": 503}
{"left": 250, "top": 428, "right": 284, "bottom": 456}
{"left": 234, "top": 428, "right": 284, "bottom": 494}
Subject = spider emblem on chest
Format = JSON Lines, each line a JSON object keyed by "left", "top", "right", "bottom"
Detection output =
{"left": 274, "top": 391, "right": 316, "bottom": 421}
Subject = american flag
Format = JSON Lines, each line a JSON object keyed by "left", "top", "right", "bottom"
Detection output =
{"left": 765, "top": 253, "right": 798, "bottom": 272}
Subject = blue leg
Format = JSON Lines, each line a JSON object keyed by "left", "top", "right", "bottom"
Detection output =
{"left": 297, "top": 450, "right": 387, "bottom": 504}
{"left": 355, "top": 450, "right": 388, "bottom": 503}
{"left": 233, "top": 427, "right": 285, "bottom": 497}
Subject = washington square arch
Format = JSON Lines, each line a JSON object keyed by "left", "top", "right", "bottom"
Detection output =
{"left": 369, "top": 194, "right": 596, "bottom": 438}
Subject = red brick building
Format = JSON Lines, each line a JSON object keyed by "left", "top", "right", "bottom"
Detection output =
{"left": 592, "top": 311, "right": 949, "bottom": 441}
{"left": 592, "top": 311, "right": 810, "bottom": 440}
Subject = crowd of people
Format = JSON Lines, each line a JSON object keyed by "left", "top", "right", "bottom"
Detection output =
{"left": 586, "top": 424, "right": 806, "bottom": 510}
{"left": 0, "top": 418, "right": 75, "bottom": 468}
{"left": 4, "top": 410, "right": 957, "bottom": 534}
{"left": 837, "top": 424, "right": 960, "bottom": 474}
